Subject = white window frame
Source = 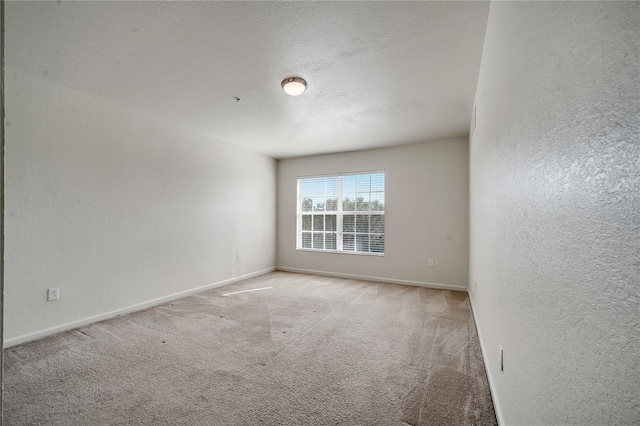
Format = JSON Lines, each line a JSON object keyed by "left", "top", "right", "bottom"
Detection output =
{"left": 296, "top": 171, "right": 385, "bottom": 256}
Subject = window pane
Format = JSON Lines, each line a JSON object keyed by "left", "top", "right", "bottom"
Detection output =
{"left": 325, "top": 233, "right": 336, "bottom": 250}
{"left": 326, "top": 177, "right": 338, "bottom": 197}
{"left": 313, "top": 215, "right": 324, "bottom": 231}
{"left": 342, "top": 194, "right": 356, "bottom": 211}
{"left": 356, "top": 234, "right": 370, "bottom": 252}
{"left": 343, "top": 233, "right": 355, "bottom": 251}
{"left": 371, "top": 173, "right": 385, "bottom": 192}
{"left": 302, "top": 232, "right": 312, "bottom": 248}
{"left": 326, "top": 198, "right": 338, "bottom": 211}
{"left": 311, "top": 178, "right": 325, "bottom": 197}
{"left": 356, "top": 215, "right": 369, "bottom": 233}
{"left": 370, "top": 215, "right": 384, "bottom": 233}
{"left": 356, "top": 174, "right": 370, "bottom": 192}
{"left": 343, "top": 215, "right": 355, "bottom": 232}
{"left": 302, "top": 215, "right": 312, "bottom": 231}
{"left": 342, "top": 175, "right": 356, "bottom": 193}
{"left": 300, "top": 180, "right": 313, "bottom": 198}
{"left": 356, "top": 194, "right": 370, "bottom": 211}
{"left": 370, "top": 234, "right": 384, "bottom": 253}
{"left": 314, "top": 198, "right": 325, "bottom": 212}
{"left": 302, "top": 197, "right": 313, "bottom": 212}
{"left": 325, "top": 215, "right": 336, "bottom": 232}
{"left": 313, "top": 233, "right": 324, "bottom": 249}
{"left": 371, "top": 192, "right": 384, "bottom": 211}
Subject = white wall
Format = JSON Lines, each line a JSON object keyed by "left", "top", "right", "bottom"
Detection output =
{"left": 277, "top": 139, "right": 469, "bottom": 290}
{"left": 470, "top": 2, "right": 639, "bottom": 424}
{"left": 4, "top": 70, "right": 276, "bottom": 345}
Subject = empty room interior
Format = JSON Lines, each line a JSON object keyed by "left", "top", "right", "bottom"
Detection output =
{"left": 1, "top": 1, "right": 638, "bottom": 425}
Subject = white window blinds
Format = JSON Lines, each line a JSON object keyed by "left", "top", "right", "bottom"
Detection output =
{"left": 297, "top": 172, "right": 385, "bottom": 255}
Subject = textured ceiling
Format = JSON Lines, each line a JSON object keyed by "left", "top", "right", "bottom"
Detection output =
{"left": 6, "top": 1, "right": 490, "bottom": 159}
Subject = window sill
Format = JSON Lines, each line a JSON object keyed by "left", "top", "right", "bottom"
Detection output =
{"left": 296, "top": 248, "right": 385, "bottom": 257}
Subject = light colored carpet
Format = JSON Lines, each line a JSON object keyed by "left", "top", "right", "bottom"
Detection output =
{"left": 5, "top": 271, "right": 497, "bottom": 425}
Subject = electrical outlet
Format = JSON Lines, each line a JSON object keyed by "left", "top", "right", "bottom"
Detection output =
{"left": 428, "top": 258, "right": 434, "bottom": 267}
{"left": 47, "top": 287, "right": 60, "bottom": 301}
{"left": 236, "top": 254, "right": 240, "bottom": 262}
{"left": 499, "top": 345, "right": 504, "bottom": 371}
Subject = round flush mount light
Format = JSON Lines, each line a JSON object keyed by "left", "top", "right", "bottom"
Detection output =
{"left": 281, "top": 77, "right": 307, "bottom": 96}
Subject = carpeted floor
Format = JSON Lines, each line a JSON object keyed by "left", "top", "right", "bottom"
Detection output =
{"left": 4, "top": 271, "right": 497, "bottom": 425}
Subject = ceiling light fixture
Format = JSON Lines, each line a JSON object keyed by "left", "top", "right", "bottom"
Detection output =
{"left": 281, "top": 77, "right": 307, "bottom": 96}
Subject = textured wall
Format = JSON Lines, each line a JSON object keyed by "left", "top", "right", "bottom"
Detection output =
{"left": 278, "top": 138, "right": 469, "bottom": 289}
{"left": 4, "top": 70, "right": 276, "bottom": 344}
{"left": 469, "top": 2, "right": 639, "bottom": 424}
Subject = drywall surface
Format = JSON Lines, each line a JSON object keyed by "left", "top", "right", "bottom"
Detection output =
{"left": 469, "top": 2, "right": 639, "bottom": 424}
{"left": 277, "top": 139, "right": 469, "bottom": 289}
{"left": 4, "top": 69, "right": 276, "bottom": 344}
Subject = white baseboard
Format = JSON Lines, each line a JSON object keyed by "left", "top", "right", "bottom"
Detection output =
{"left": 469, "top": 295, "right": 505, "bottom": 425}
{"left": 276, "top": 266, "right": 467, "bottom": 292}
{"left": 4, "top": 267, "right": 276, "bottom": 348}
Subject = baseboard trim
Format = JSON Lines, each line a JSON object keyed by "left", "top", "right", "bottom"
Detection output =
{"left": 4, "top": 267, "right": 276, "bottom": 348}
{"left": 469, "top": 295, "right": 505, "bottom": 425}
{"left": 276, "top": 266, "right": 467, "bottom": 292}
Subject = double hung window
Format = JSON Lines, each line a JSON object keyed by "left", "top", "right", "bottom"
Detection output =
{"left": 297, "top": 172, "right": 385, "bottom": 255}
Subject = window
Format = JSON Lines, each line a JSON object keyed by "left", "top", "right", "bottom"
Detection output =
{"left": 297, "top": 172, "right": 385, "bottom": 255}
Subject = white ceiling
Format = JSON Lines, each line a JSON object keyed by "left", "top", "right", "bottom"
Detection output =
{"left": 7, "top": 1, "right": 490, "bottom": 159}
